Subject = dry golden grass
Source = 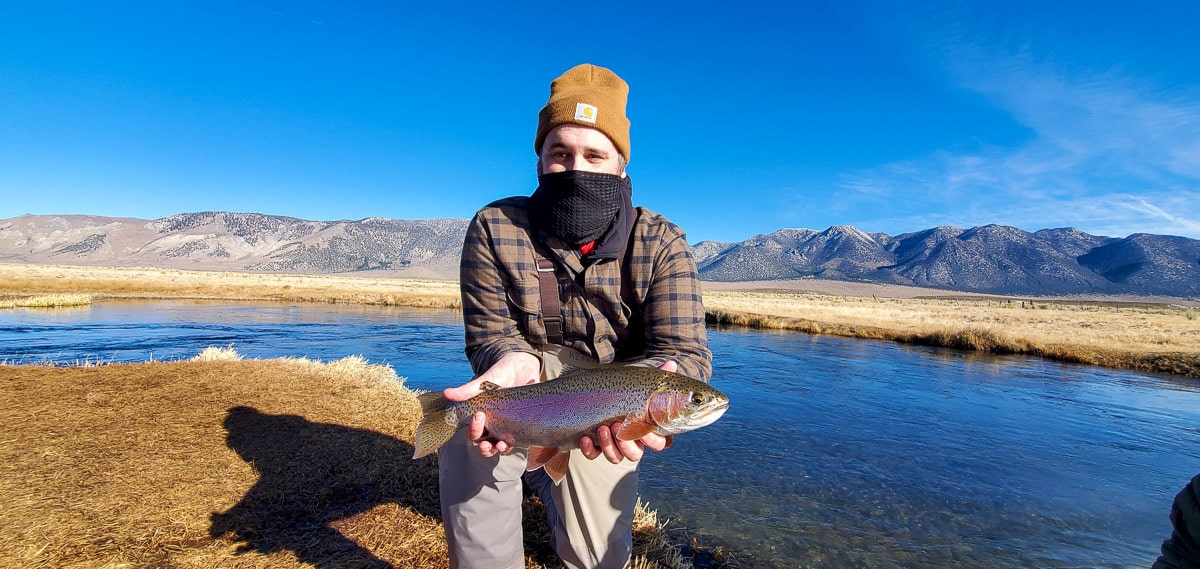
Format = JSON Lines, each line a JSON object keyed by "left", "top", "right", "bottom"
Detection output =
{"left": 0, "top": 263, "right": 460, "bottom": 308}
{"left": 703, "top": 290, "right": 1200, "bottom": 378}
{"left": 0, "top": 352, "right": 701, "bottom": 569}
{"left": 0, "top": 293, "right": 93, "bottom": 309}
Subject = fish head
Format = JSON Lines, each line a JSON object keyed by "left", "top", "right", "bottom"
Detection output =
{"left": 646, "top": 378, "right": 729, "bottom": 436}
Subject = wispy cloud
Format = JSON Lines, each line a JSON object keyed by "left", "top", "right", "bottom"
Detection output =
{"left": 830, "top": 6, "right": 1200, "bottom": 239}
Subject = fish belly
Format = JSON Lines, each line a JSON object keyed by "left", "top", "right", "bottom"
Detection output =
{"left": 478, "top": 388, "right": 645, "bottom": 450}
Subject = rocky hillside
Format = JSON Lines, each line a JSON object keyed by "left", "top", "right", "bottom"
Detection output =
{"left": 0, "top": 213, "right": 468, "bottom": 279}
{"left": 696, "top": 224, "right": 1200, "bottom": 297}
{"left": 3, "top": 213, "right": 1198, "bottom": 297}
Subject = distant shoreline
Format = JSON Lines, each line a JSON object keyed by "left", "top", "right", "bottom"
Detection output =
{"left": 699, "top": 277, "right": 1200, "bottom": 307}
{"left": 3, "top": 262, "right": 1198, "bottom": 379}
{"left": 4, "top": 261, "right": 1197, "bottom": 306}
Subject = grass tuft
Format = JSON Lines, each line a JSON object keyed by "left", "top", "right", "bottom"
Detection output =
{"left": 0, "top": 293, "right": 94, "bottom": 309}
{"left": 191, "top": 345, "right": 244, "bottom": 361}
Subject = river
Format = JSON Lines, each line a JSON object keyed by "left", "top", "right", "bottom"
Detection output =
{"left": 3, "top": 300, "right": 1198, "bottom": 568}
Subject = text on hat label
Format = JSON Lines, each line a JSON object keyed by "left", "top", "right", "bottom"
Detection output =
{"left": 574, "top": 103, "right": 598, "bottom": 124}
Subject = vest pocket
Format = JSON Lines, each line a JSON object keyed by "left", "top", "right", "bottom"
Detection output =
{"left": 506, "top": 288, "right": 546, "bottom": 345}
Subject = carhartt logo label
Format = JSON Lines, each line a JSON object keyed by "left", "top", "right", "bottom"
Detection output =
{"left": 574, "top": 103, "right": 597, "bottom": 123}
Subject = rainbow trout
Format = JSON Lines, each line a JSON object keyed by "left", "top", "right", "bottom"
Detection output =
{"left": 412, "top": 366, "right": 729, "bottom": 484}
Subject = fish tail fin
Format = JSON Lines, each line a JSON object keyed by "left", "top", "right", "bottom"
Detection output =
{"left": 412, "top": 391, "right": 458, "bottom": 459}
{"left": 527, "top": 445, "right": 570, "bottom": 485}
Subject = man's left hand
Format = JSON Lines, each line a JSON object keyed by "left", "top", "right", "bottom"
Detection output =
{"left": 579, "top": 360, "right": 678, "bottom": 463}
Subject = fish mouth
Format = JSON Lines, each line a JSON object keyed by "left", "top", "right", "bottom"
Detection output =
{"left": 688, "top": 400, "right": 730, "bottom": 429}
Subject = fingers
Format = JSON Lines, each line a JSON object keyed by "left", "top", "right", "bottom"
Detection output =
{"left": 443, "top": 380, "right": 482, "bottom": 402}
{"left": 598, "top": 424, "right": 623, "bottom": 464}
{"left": 580, "top": 435, "right": 601, "bottom": 460}
{"left": 444, "top": 370, "right": 495, "bottom": 402}
{"left": 616, "top": 439, "right": 644, "bottom": 462}
{"left": 445, "top": 351, "right": 541, "bottom": 402}
{"left": 467, "top": 411, "right": 487, "bottom": 441}
{"left": 613, "top": 421, "right": 645, "bottom": 462}
{"left": 582, "top": 422, "right": 649, "bottom": 464}
{"left": 640, "top": 432, "right": 668, "bottom": 453}
{"left": 466, "top": 411, "right": 510, "bottom": 457}
{"left": 477, "top": 440, "right": 495, "bottom": 457}
{"left": 477, "top": 439, "right": 510, "bottom": 457}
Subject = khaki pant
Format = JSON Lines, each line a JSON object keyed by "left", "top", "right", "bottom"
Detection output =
{"left": 438, "top": 345, "right": 638, "bottom": 569}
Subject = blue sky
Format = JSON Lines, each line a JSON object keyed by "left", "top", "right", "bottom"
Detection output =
{"left": 2, "top": 1, "right": 1198, "bottom": 243}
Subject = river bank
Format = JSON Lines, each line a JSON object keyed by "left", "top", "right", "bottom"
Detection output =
{"left": 0, "top": 350, "right": 701, "bottom": 568}
{"left": 3, "top": 262, "right": 1198, "bottom": 379}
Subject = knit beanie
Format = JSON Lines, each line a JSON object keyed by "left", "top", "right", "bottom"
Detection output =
{"left": 534, "top": 63, "right": 631, "bottom": 162}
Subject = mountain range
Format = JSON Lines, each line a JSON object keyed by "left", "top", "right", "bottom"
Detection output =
{"left": 0, "top": 212, "right": 466, "bottom": 279}
{"left": 2, "top": 212, "right": 1198, "bottom": 298}
{"left": 692, "top": 225, "right": 1200, "bottom": 297}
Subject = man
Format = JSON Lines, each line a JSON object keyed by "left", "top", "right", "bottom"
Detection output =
{"left": 437, "top": 63, "right": 712, "bottom": 569}
{"left": 1153, "top": 473, "right": 1200, "bottom": 569}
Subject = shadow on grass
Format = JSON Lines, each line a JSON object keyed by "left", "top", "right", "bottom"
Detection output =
{"left": 210, "top": 406, "right": 440, "bottom": 568}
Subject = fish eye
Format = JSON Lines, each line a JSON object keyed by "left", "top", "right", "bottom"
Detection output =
{"left": 690, "top": 392, "right": 706, "bottom": 405}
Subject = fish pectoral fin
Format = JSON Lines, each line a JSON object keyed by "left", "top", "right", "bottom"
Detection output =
{"left": 526, "top": 445, "right": 560, "bottom": 471}
{"left": 615, "top": 414, "right": 658, "bottom": 442}
{"left": 662, "top": 434, "right": 674, "bottom": 450}
{"left": 545, "top": 452, "right": 570, "bottom": 485}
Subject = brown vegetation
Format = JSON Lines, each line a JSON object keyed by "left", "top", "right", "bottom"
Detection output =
{"left": 0, "top": 263, "right": 460, "bottom": 308}
{"left": 703, "top": 290, "right": 1200, "bottom": 378}
{"left": 0, "top": 293, "right": 93, "bottom": 309}
{"left": 0, "top": 353, "right": 697, "bottom": 568}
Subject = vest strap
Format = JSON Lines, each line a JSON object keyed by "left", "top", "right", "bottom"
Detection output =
{"left": 536, "top": 257, "right": 564, "bottom": 345}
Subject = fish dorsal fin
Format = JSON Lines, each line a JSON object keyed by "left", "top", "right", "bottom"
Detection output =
{"left": 615, "top": 414, "right": 658, "bottom": 442}
{"left": 526, "top": 445, "right": 559, "bottom": 471}
{"left": 480, "top": 381, "right": 500, "bottom": 391}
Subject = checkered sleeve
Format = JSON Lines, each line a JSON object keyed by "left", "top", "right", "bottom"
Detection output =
{"left": 637, "top": 216, "right": 712, "bottom": 382}
{"left": 459, "top": 207, "right": 539, "bottom": 376}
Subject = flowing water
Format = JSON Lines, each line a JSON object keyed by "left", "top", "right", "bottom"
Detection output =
{"left": 3, "top": 300, "right": 1198, "bottom": 568}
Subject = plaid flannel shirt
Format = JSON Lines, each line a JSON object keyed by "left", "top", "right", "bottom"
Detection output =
{"left": 460, "top": 196, "right": 712, "bottom": 382}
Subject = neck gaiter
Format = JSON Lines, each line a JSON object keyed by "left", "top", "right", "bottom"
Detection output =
{"left": 530, "top": 170, "right": 630, "bottom": 245}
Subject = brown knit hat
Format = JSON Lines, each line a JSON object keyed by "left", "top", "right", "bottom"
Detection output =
{"left": 535, "top": 63, "right": 631, "bottom": 162}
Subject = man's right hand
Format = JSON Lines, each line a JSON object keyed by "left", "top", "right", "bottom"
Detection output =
{"left": 443, "top": 351, "right": 540, "bottom": 457}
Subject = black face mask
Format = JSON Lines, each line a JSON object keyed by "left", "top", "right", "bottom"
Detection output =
{"left": 530, "top": 170, "right": 630, "bottom": 245}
